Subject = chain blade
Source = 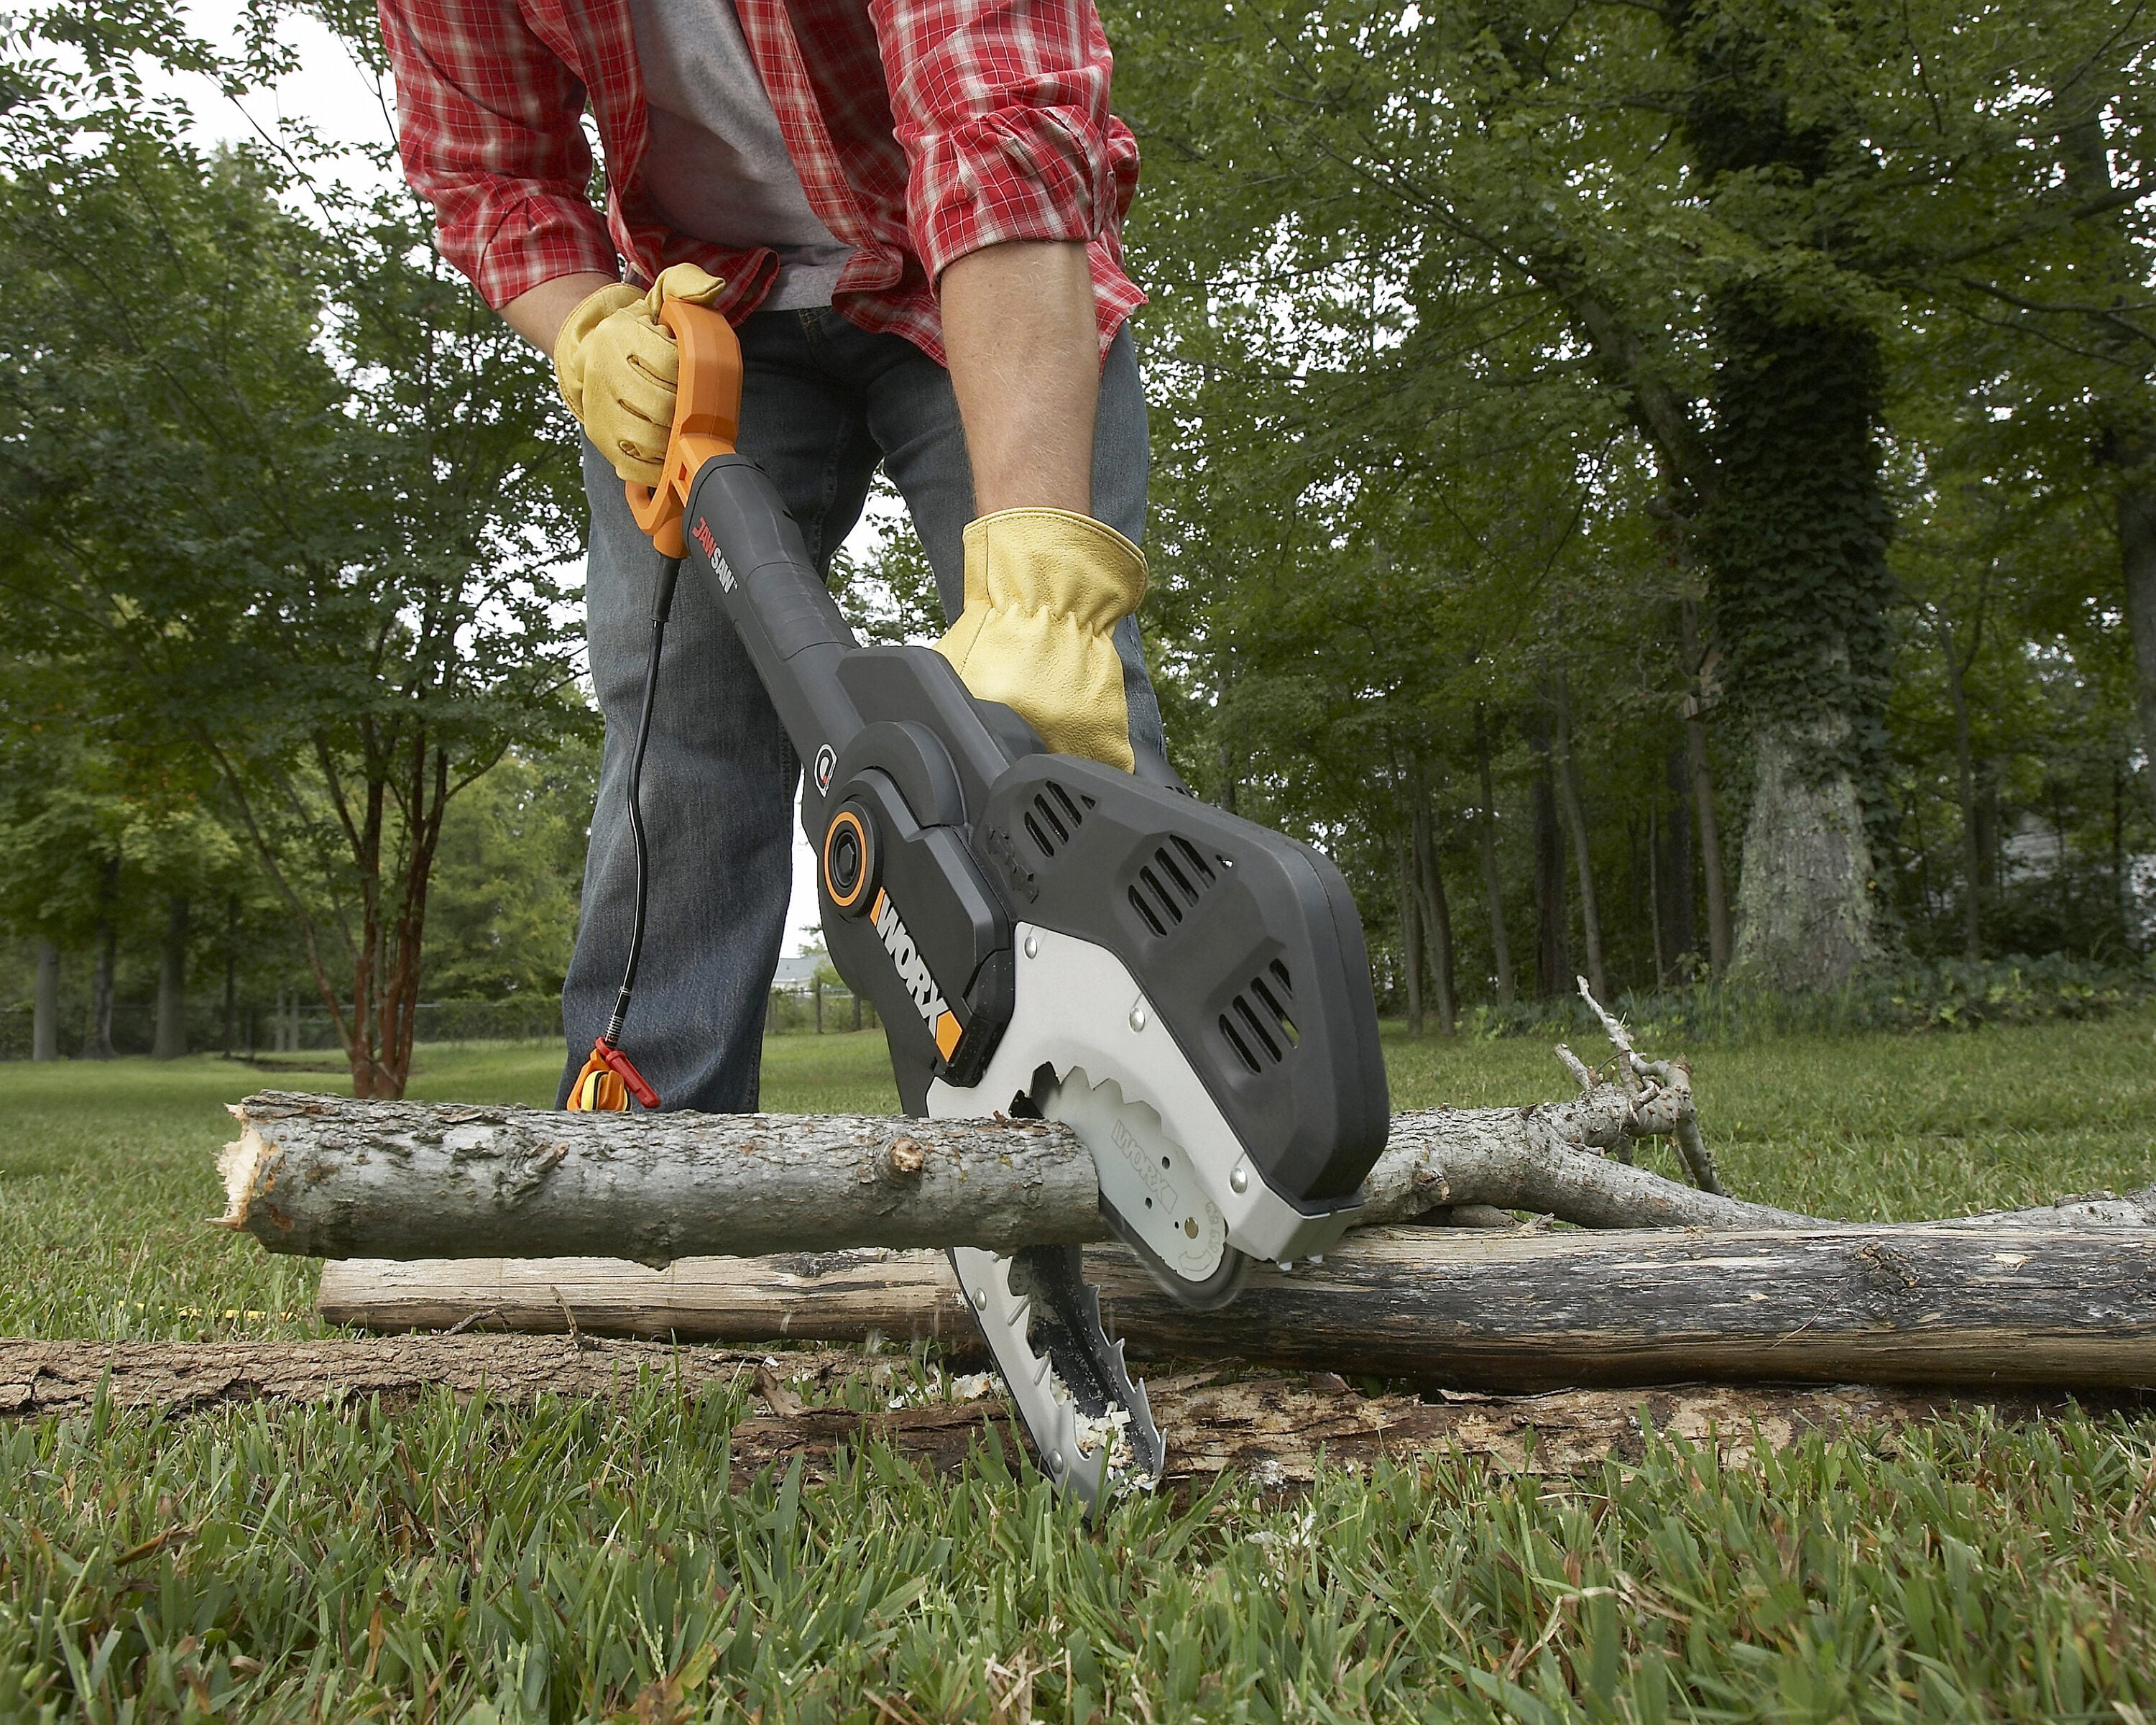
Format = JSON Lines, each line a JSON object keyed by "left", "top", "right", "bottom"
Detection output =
{"left": 948, "top": 1244, "right": 1162, "bottom": 1512}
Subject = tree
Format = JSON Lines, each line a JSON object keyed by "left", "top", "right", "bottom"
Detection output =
{"left": 1106, "top": 0, "right": 2153, "bottom": 993}
{"left": 0, "top": 27, "right": 591, "bottom": 1094}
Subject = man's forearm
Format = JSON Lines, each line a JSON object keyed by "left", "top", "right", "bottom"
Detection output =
{"left": 502, "top": 270, "right": 622, "bottom": 354}
{"left": 941, "top": 242, "right": 1099, "bottom": 518}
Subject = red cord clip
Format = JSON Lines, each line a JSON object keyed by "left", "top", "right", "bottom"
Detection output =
{"left": 566, "top": 1036, "right": 661, "bottom": 1111}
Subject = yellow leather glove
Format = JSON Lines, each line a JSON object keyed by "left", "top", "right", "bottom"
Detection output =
{"left": 552, "top": 264, "right": 727, "bottom": 484}
{"left": 934, "top": 508, "right": 1146, "bottom": 771}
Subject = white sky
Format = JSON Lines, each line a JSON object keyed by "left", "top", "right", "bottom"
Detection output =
{"left": 167, "top": 1, "right": 846, "bottom": 954}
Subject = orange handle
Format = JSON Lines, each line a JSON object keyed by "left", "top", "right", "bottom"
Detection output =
{"left": 623, "top": 299, "right": 744, "bottom": 558}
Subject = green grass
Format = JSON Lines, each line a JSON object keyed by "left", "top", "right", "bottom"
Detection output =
{"left": 4, "top": 1017, "right": 2156, "bottom": 1719}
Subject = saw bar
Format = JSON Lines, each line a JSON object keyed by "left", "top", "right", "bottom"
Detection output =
{"left": 948, "top": 1245, "right": 1161, "bottom": 1509}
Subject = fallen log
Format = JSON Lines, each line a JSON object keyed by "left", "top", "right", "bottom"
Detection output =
{"left": 218, "top": 1078, "right": 1822, "bottom": 1268}
{"left": 0, "top": 1336, "right": 2081, "bottom": 1486}
{"left": 219, "top": 1064, "right": 2155, "bottom": 1269}
{"left": 318, "top": 1220, "right": 2156, "bottom": 1390}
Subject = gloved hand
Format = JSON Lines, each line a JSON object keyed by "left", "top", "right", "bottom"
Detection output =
{"left": 934, "top": 508, "right": 1146, "bottom": 771}
{"left": 553, "top": 264, "right": 727, "bottom": 484}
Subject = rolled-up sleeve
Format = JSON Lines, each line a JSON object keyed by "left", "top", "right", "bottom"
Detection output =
{"left": 872, "top": 0, "right": 1141, "bottom": 286}
{"left": 379, "top": 0, "right": 620, "bottom": 308}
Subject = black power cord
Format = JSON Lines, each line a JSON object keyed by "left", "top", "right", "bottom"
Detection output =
{"left": 604, "top": 554, "right": 681, "bottom": 1051}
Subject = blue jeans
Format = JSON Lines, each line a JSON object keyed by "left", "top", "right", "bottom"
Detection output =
{"left": 559, "top": 309, "right": 1161, "bottom": 1111}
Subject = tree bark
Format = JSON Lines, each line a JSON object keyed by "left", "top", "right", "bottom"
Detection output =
{"left": 1659, "top": 746, "right": 1695, "bottom": 975}
{"left": 1680, "top": 601, "right": 1731, "bottom": 972}
{"left": 32, "top": 940, "right": 60, "bottom": 1062}
{"left": 1551, "top": 670, "right": 1609, "bottom": 1001}
{"left": 1938, "top": 609, "right": 1986, "bottom": 959}
{"left": 1399, "top": 843, "right": 1425, "bottom": 1035}
{"left": 1731, "top": 722, "right": 1881, "bottom": 991}
{"left": 1529, "top": 733, "right": 1569, "bottom": 998}
{"left": 220, "top": 1064, "right": 1808, "bottom": 1268}
{"left": 85, "top": 859, "right": 119, "bottom": 1061}
{"left": 311, "top": 1219, "right": 2156, "bottom": 1393}
{"left": 1473, "top": 713, "right": 1516, "bottom": 1006}
{"left": 1411, "top": 793, "right": 1456, "bottom": 1035}
{"left": 2124, "top": 482, "right": 2156, "bottom": 833}
{"left": 1, "top": 1336, "right": 2014, "bottom": 1486}
{"left": 153, "top": 893, "right": 189, "bottom": 1059}
{"left": 221, "top": 893, "right": 238, "bottom": 1059}
{"left": 229, "top": 1067, "right": 2156, "bottom": 1273}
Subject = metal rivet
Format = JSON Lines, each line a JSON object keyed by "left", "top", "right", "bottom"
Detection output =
{"left": 1128, "top": 1003, "right": 1148, "bottom": 1033}
{"left": 972, "top": 1286, "right": 988, "bottom": 1310}
{"left": 1023, "top": 933, "right": 1038, "bottom": 960}
{"left": 1049, "top": 1450, "right": 1064, "bottom": 1473}
{"left": 1230, "top": 1162, "right": 1250, "bottom": 1195}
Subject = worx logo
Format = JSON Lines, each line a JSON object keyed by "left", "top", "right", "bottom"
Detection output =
{"left": 871, "top": 888, "right": 962, "bottom": 1060}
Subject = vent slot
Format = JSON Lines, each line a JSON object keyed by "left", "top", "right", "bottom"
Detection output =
{"left": 1138, "top": 865, "right": 1184, "bottom": 928}
{"left": 1233, "top": 996, "right": 1283, "bottom": 1064}
{"left": 1172, "top": 835, "right": 1217, "bottom": 887}
{"left": 1128, "top": 885, "right": 1167, "bottom": 938}
{"left": 1251, "top": 976, "right": 1299, "bottom": 1046}
{"left": 1023, "top": 781, "right": 1086, "bottom": 862}
{"left": 1222, "top": 963, "right": 1299, "bottom": 1072}
{"left": 1154, "top": 846, "right": 1199, "bottom": 905}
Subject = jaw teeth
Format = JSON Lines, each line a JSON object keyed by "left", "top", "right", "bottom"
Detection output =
{"left": 949, "top": 1243, "right": 1162, "bottom": 1507}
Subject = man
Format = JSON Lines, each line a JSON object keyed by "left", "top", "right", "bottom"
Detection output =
{"left": 377, "top": 0, "right": 1165, "bottom": 1109}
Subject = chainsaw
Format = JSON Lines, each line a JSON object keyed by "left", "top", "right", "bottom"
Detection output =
{"left": 571, "top": 300, "right": 1391, "bottom": 1507}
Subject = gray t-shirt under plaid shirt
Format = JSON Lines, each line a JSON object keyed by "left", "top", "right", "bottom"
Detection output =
{"left": 625, "top": 0, "right": 855, "bottom": 309}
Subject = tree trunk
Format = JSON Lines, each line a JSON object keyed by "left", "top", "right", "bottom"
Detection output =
{"left": 1530, "top": 753, "right": 1568, "bottom": 999}
{"left": 1398, "top": 844, "right": 1425, "bottom": 1034}
{"left": 1644, "top": 809, "right": 1664, "bottom": 986}
{"left": 310, "top": 1223, "right": 2156, "bottom": 1394}
{"left": 2124, "top": 483, "right": 2156, "bottom": 833}
{"left": 221, "top": 893, "right": 238, "bottom": 1059}
{"left": 1473, "top": 714, "right": 1516, "bottom": 1007}
{"left": 1551, "top": 671, "right": 1608, "bottom": 1002}
{"left": 1411, "top": 794, "right": 1455, "bottom": 1036}
{"left": 2053, "top": 65, "right": 2156, "bottom": 837}
{"left": 1680, "top": 601, "right": 1731, "bottom": 972}
{"left": 1731, "top": 720, "right": 1880, "bottom": 992}
{"left": 1939, "top": 611, "right": 1986, "bottom": 960}
{"left": 1659, "top": 746, "right": 1696, "bottom": 975}
{"left": 153, "top": 893, "right": 189, "bottom": 1059}
{"left": 1674, "top": 9, "right": 1897, "bottom": 995}
{"left": 32, "top": 940, "right": 60, "bottom": 1062}
{"left": 84, "top": 860, "right": 119, "bottom": 1061}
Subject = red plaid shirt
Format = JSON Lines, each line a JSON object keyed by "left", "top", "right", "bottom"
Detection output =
{"left": 378, "top": 0, "right": 1145, "bottom": 364}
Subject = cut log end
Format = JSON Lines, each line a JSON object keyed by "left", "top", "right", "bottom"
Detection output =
{"left": 214, "top": 1122, "right": 275, "bottom": 1230}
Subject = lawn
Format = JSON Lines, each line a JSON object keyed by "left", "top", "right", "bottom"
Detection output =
{"left": 3, "top": 1016, "right": 2155, "bottom": 1719}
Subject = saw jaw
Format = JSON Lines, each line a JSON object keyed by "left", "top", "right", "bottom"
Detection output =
{"left": 931, "top": 921, "right": 1360, "bottom": 1270}
{"left": 929, "top": 921, "right": 1358, "bottom": 1505}
{"left": 946, "top": 1244, "right": 1161, "bottom": 1512}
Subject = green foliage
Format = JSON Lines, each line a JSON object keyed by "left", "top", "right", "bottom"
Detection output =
{"left": 0, "top": 20, "right": 594, "bottom": 1092}
{"left": 1105, "top": 0, "right": 2155, "bottom": 997}
{"left": 423, "top": 743, "right": 601, "bottom": 1003}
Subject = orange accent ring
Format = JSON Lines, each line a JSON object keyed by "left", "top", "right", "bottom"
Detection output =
{"left": 823, "top": 807, "right": 872, "bottom": 911}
